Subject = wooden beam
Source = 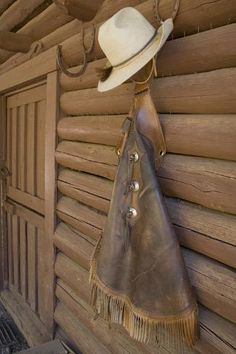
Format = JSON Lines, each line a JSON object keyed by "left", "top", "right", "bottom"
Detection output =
{"left": 53, "top": 0, "right": 104, "bottom": 22}
{"left": 159, "top": 154, "right": 236, "bottom": 215}
{"left": 60, "top": 68, "right": 236, "bottom": 116}
{"left": 0, "top": 30, "right": 33, "bottom": 53}
{"left": 56, "top": 141, "right": 117, "bottom": 180}
{"left": 44, "top": 71, "right": 59, "bottom": 333}
{"left": 0, "top": 0, "right": 15, "bottom": 16}
{"left": 57, "top": 113, "right": 236, "bottom": 162}
{"left": 0, "top": 0, "right": 46, "bottom": 32}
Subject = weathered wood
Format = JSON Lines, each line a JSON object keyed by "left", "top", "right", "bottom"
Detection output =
{"left": 60, "top": 23, "right": 236, "bottom": 90}
{"left": 161, "top": 114, "right": 236, "bottom": 161}
{"left": 54, "top": 302, "right": 111, "bottom": 354}
{"left": 54, "top": 242, "right": 236, "bottom": 343}
{"left": 55, "top": 281, "right": 166, "bottom": 354}
{"left": 0, "top": 31, "right": 33, "bottom": 52}
{"left": 0, "top": 289, "right": 50, "bottom": 347}
{"left": 0, "top": 0, "right": 15, "bottom": 16}
{"left": 159, "top": 154, "right": 236, "bottom": 215}
{"left": 184, "top": 249, "right": 236, "bottom": 323}
{"left": 44, "top": 71, "right": 59, "bottom": 332}
{"left": 53, "top": 0, "right": 104, "bottom": 21}
{"left": 0, "top": 0, "right": 46, "bottom": 32}
{"left": 57, "top": 197, "right": 104, "bottom": 241}
{"left": 57, "top": 113, "right": 236, "bottom": 162}
{"left": 57, "top": 147, "right": 236, "bottom": 215}
{"left": 0, "top": 4, "right": 73, "bottom": 64}
{"left": 157, "top": 23, "right": 236, "bottom": 77}
{"left": 0, "top": 0, "right": 141, "bottom": 72}
{"left": 58, "top": 169, "right": 113, "bottom": 200}
{"left": 166, "top": 198, "right": 236, "bottom": 269}
{"left": 57, "top": 115, "right": 125, "bottom": 146}
{"left": 58, "top": 180, "right": 110, "bottom": 214}
{"left": 60, "top": 68, "right": 236, "bottom": 116}
{"left": 56, "top": 280, "right": 236, "bottom": 354}
{"left": 0, "top": 46, "right": 56, "bottom": 93}
{"left": 56, "top": 141, "right": 117, "bottom": 180}
{"left": 55, "top": 253, "right": 90, "bottom": 305}
{"left": 57, "top": 0, "right": 236, "bottom": 69}
{"left": 54, "top": 223, "right": 94, "bottom": 271}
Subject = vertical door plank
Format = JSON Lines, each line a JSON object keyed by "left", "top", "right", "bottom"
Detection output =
{"left": 20, "top": 218, "right": 27, "bottom": 300}
{"left": 44, "top": 71, "right": 59, "bottom": 332}
{"left": 7, "top": 213, "right": 13, "bottom": 287}
{"left": 12, "top": 214, "right": 19, "bottom": 291}
{"left": 27, "top": 223, "right": 37, "bottom": 312}
{"left": 37, "top": 229, "right": 47, "bottom": 324}
{"left": 0, "top": 96, "right": 8, "bottom": 290}
{"left": 36, "top": 100, "right": 46, "bottom": 199}
{"left": 11, "top": 107, "right": 17, "bottom": 188}
{"left": 7, "top": 108, "right": 12, "bottom": 187}
{"left": 18, "top": 105, "right": 26, "bottom": 192}
{"left": 26, "top": 102, "right": 36, "bottom": 196}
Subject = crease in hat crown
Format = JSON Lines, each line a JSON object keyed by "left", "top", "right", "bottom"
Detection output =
{"left": 98, "top": 7, "right": 156, "bottom": 67}
{"left": 97, "top": 7, "right": 173, "bottom": 92}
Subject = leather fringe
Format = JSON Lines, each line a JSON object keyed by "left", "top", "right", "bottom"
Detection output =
{"left": 90, "top": 252, "right": 198, "bottom": 349}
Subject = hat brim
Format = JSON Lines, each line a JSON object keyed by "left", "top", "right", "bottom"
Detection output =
{"left": 97, "top": 18, "right": 173, "bottom": 92}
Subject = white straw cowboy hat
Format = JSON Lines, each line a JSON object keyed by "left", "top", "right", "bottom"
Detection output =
{"left": 97, "top": 7, "right": 173, "bottom": 92}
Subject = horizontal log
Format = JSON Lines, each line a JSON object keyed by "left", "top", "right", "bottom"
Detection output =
{"left": 60, "top": 68, "right": 236, "bottom": 115}
{"left": 56, "top": 143, "right": 236, "bottom": 215}
{"left": 184, "top": 249, "right": 236, "bottom": 323}
{"left": 57, "top": 115, "right": 125, "bottom": 146}
{"left": 55, "top": 280, "right": 178, "bottom": 354}
{"left": 57, "top": 196, "right": 105, "bottom": 240}
{"left": 159, "top": 154, "right": 236, "bottom": 215}
{"left": 54, "top": 235, "right": 236, "bottom": 326}
{"left": 54, "top": 302, "right": 110, "bottom": 354}
{"left": 60, "top": 23, "right": 236, "bottom": 90}
{"left": 56, "top": 167, "right": 236, "bottom": 267}
{"left": 53, "top": 0, "right": 104, "bottom": 22}
{"left": 0, "top": 30, "right": 33, "bottom": 52}
{"left": 58, "top": 168, "right": 113, "bottom": 200}
{"left": 55, "top": 252, "right": 91, "bottom": 303}
{"left": 0, "top": 0, "right": 46, "bottom": 32}
{"left": 0, "top": 4, "right": 73, "bottom": 64}
{"left": 54, "top": 222, "right": 94, "bottom": 270}
{"left": 56, "top": 141, "right": 117, "bottom": 180}
{"left": 167, "top": 198, "right": 236, "bottom": 269}
{"left": 57, "top": 113, "right": 236, "bottom": 162}
{"left": 0, "top": 0, "right": 141, "bottom": 72}
{"left": 56, "top": 279, "right": 236, "bottom": 354}
{"left": 58, "top": 180, "right": 110, "bottom": 214}
{"left": 0, "top": 0, "right": 15, "bottom": 16}
{"left": 59, "top": 0, "right": 236, "bottom": 69}
{"left": 161, "top": 114, "right": 236, "bottom": 161}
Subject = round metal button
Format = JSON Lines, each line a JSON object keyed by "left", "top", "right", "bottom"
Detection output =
{"left": 129, "top": 181, "right": 140, "bottom": 192}
{"left": 127, "top": 207, "right": 137, "bottom": 218}
{"left": 129, "top": 152, "right": 139, "bottom": 162}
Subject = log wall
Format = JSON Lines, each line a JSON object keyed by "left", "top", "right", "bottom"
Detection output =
{"left": 1, "top": 0, "right": 236, "bottom": 353}
{"left": 53, "top": 1, "right": 236, "bottom": 352}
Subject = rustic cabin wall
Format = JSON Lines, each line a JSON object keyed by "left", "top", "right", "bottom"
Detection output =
{"left": 51, "top": 0, "right": 236, "bottom": 353}
{"left": 0, "top": 0, "right": 235, "bottom": 353}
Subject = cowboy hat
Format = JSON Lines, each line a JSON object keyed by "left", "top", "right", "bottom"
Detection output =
{"left": 97, "top": 7, "right": 173, "bottom": 92}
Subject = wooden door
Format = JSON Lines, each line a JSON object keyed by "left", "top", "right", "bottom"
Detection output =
{"left": 0, "top": 82, "right": 54, "bottom": 341}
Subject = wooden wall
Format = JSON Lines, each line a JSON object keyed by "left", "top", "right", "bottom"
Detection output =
{"left": 52, "top": 1, "right": 236, "bottom": 353}
{"left": 0, "top": 0, "right": 236, "bottom": 353}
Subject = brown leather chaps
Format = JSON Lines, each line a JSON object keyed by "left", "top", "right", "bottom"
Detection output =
{"left": 90, "top": 85, "right": 198, "bottom": 349}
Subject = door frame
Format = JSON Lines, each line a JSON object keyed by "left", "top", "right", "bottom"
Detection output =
{"left": 0, "top": 48, "right": 59, "bottom": 345}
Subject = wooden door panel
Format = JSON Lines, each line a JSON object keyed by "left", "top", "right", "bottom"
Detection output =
{"left": 6, "top": 85, "right": 46, "bottom": 214}
{"left": 4, "top": 201, "right": 47, "bottom": 321}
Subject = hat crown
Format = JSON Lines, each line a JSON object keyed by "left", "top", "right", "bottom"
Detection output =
{"left": 98, "top": 7, "right": 156, "bottom": 66}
